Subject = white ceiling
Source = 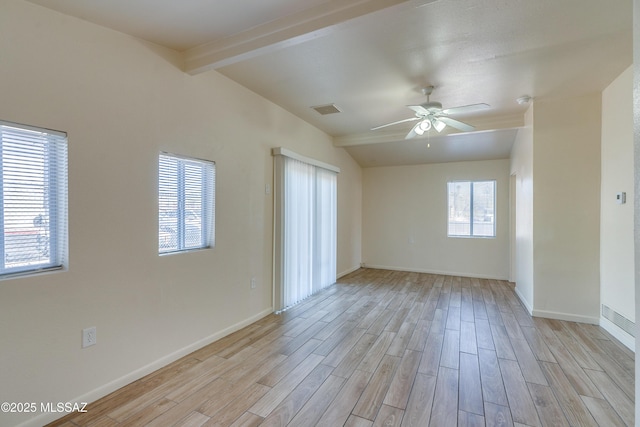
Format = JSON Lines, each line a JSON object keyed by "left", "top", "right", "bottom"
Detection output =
{"left": 25, "top": 0, "right": 633, "bottom": 167}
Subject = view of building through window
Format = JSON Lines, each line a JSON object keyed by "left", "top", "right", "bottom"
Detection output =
{"left": 447, "top": 180, "right": 496, "bottom": 237}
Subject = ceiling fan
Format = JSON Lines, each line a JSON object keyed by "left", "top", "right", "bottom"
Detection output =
{"left": 371, "top": 86, "right": 490, "bottom": 139}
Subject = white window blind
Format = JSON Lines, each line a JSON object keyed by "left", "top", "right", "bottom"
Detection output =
{"left": 0, "top": 121, "right": 68, "bottom": 276}
{"left": 158, "top": 153, "right": 215, "bottom": 254}
{"left": 277, "top": 154, "right": 337, "bottom": 310}
{"left": 447, "top": 180, "right": 496, "bottom": 237}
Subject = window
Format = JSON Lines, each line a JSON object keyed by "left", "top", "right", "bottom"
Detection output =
{"left": 158, "top": 153, "right": 215, "bottom": 254}
{"left": 448, "top": 180, "right": 496, "bottom": 237}
{"left": 0, "top": 121, "right": 68, "bottom": 276}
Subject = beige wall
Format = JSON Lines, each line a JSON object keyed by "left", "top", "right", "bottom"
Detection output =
{"left": 600, "top": 66, "right": 635, "bottom": 347}
{"left": 0, "top": 2, "right": 361, "bottom": 426}
{"left": 532, "top": 94, "right": 602, "bottom": 323}
{"left": 510, "top": 105, "right": 535, "bottom": 311}
{"left": 510, "top": 94, "right": 602, "bottom": 323}
{"left": 633, "top": 0, "right": 640, "bottom": 416}
{"left": 362, "top": 159, "right": 511, "bottom": 279}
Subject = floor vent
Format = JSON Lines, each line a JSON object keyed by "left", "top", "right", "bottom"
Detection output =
{"left": 602, "top": 304, "right": 635, "bottom": 337}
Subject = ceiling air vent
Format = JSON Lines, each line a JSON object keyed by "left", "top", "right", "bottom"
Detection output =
{"left": 311, "top": 104, "right": 341, "bottom": 115}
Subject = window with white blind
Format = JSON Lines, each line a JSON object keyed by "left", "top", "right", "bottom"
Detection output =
{"left": 158, "top": 153, "right": 215, "bottom": 254}
{"left": 0, "top": 121, "right": 68, "bottom": 277}
{"left": 447, "top": 180, "right": 496, "bottom": 237}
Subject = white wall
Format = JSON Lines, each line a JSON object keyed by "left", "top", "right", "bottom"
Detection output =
{"left": 600, "top": 66, "right": 635, "bottom": 348}
{"left": 510, "top": 94, "right": 602, "bottom": 323}
{"left": 633, "top": 0, "right": 640, "bottom": 419}
{"left": 532, "top": 94, "right": 602, "bottom": 323}
{"left": 510, "top": 105, "right": 535, "bottom": 312}
{"left": 362, "top": 159, "right": 510, "bottom": 280}
{"left": 0, "top": 2, "right": 361, "bottom": 426}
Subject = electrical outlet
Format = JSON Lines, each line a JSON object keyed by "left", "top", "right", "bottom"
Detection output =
{"left": 82, "top": 327, "right": 97, "bottom": 348}
{"left": 250, "top": 277, "right": 257, "bottom": 289}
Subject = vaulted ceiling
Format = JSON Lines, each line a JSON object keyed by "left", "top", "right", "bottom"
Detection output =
{"left": 25, "top": 0, "right": 632, "bottom": 167}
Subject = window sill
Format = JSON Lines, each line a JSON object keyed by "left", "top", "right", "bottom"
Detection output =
{"left": 0, "top": 265, "right": 65, "bottom": 281}
{"left": 159, "top": 246, "right": 214, "bottom": 256}
{"left": 447, "top": 235, "right": 497, "bottom": 239}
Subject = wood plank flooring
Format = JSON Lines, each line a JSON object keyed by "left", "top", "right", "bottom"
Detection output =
{"left": 48, "top": 268, "right": 635, "bottom": 427}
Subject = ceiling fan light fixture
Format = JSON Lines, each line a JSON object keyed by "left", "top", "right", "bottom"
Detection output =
{"left": 415, "top": 119, "right": 432, "bottom": 135}
{"left": 433, "top": 119, "right": 446, "bottom": 132}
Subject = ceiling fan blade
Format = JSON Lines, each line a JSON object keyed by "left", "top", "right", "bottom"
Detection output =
{"left": 437, "top": 116, "right": 476, "bottom": 132}
{"left": 371, "top": 117, "right": 419, "bottom": 131}
{"left": 441, "top": 103, "right": 490, "bottom": 115}
{"left": 407, "top": 105, "right": 429, "bottom": 115}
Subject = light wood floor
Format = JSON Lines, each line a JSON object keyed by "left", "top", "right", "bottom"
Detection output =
{"left": 49, "top": 268, "right": 635, "bottom": 427}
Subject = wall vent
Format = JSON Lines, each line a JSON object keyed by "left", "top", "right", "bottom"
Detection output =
{"left": 601, "top": 304, "right": 635, "bottom": 337}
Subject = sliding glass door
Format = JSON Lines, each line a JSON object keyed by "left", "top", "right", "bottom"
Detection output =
{"left": 273, "top": 148, "right": 338, "bottom": 311}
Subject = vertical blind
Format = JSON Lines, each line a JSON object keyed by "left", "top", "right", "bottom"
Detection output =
{"left": 0, "top": 121, "right": 68, "bottom": 276}
{"left": 159, "top": 153, "right": 215, "bottom": 254}
{"left": 281, "top": 155, "right": 337, "bottom": 309}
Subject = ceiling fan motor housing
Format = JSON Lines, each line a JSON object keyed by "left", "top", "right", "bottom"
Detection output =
{"left": 422, "top": 101, "right": 442, "bottom": 113}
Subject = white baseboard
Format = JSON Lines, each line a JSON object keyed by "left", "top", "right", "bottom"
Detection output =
{"left": 481, "top": 283, "right": 604, "bottom": 329}
{"left": 19, "top": 307, "right": 274, "bottom": 427}
{"left": 337, "top": 265, "right": 361, "bottom": 279}
{"left": 360, "top": 263, "right": 508, "bottom": 281}
{"left": 531, "top": 309, "right": 600, "bottom": 325}
{"left": 513, "top": 286, "right": 534, "bottom": 315}
{"left": 599, "top": 316, "right": 635, "bottom": 351}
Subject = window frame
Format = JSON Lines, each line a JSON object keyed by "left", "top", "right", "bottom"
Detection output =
{"left": 158, "top": 152, "right": 215, "bottom": 255}
{"left": 447, "top": 179, "right": 496, "bottom": 238}
{"left": 0, "top": 120, "right": 68, "bottom": 278}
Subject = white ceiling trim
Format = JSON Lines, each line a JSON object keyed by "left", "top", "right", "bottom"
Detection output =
{"left": 184, "top": 0, "right": 437, "bottom": 74}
